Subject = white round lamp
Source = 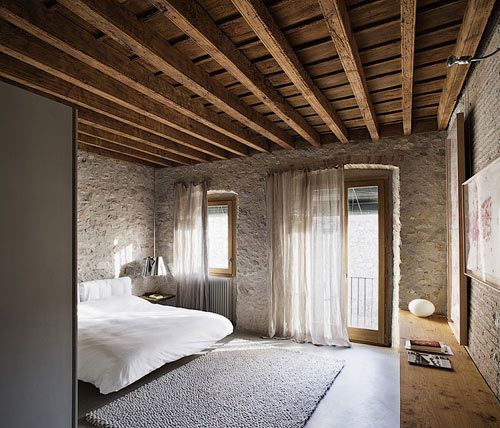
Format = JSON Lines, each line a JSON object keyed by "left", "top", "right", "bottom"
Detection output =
{"left": 408, "top": 299, "right": 435, "bottom": 317}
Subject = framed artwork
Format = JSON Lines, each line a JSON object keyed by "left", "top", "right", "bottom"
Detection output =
{"left": 446, "top": 113, "right": 467, "bottom": 345}
{"left": 463, "top": 156, "right": 500, "bottom": 291}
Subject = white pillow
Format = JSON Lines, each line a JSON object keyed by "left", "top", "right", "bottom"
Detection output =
{"left": 78, "top": 277, "right": 132, "bottom": 302}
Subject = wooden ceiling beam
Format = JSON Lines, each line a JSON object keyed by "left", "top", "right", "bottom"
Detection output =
{"left": 189, "top": 9, "right": 462, "bottom": 74}
{"left": 78, "top": 143, "right": 161, "bottom": 168}
{"left": 400, "top": 0, "right": 417, "bottom": 136}
{"left": 0, "top": 19, "right": 249, "bottom": 157}
{"left": 437, "top": 0, "right": 496, "bottom": 130}
{"left": 270, "top": 61, "right": 447, "bottom": 109}
{"left": 57, "top": 0, "right": 293, "bottom": 150}
{"left": 211, "top": 22, "right": 460, "bottom": 98}
{"left": 153, "top": 0, "right": 321, "bottom": 147}
{"left": 78, "top": 134, "right": 174, "bottom": 167}
{"left": 281, "top": 80, "right": 444, "bottom": 119}
{"left": 318, "top": 0, "right": 379, "bottom": 140}
{"left": 0, "top": 0, "right": 266, "bottom": 154}
{"left": 232, "top": 0, "right": 348, "bottom": 143}
{"left": 222, "top": 36, "right": 453, "bottom": 109}
{"left": 78, "top": 123, "right": 193, "bottom": 166}
{"left": 0, "top": 54, "right": 230, "bottom": 160}
{"left": 312, "top": 117, "right": 438, "bottom": 145}
{"left": 77, "top": 109, "right": 211, "bottom": 163}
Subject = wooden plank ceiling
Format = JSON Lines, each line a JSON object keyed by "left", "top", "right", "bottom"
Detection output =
{"left": 0, "top": 0, "right": 494, "bottom": 168}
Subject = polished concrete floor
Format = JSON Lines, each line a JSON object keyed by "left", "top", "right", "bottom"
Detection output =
{"left": 78, "top": 334, "right": 399, "bottom": 427}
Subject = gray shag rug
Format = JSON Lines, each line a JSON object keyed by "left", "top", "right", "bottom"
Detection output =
{"left": 86, "top": 347, "right": 344, "bottom": 428}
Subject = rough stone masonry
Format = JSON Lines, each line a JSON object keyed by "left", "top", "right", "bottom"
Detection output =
{"left": 155, "top": 131, "right": 447, "bottom": 334}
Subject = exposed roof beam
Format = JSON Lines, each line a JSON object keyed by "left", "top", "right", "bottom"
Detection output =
{"left": 231, "top": 0, "right": 348, "bottom": 143}
{"left": 152, "top": 0, "right": 321, "bottom": 147}
{"left": 318, "top": 0, "right": 379, "bottom": 140}
{"left": 187, "top": 6, "right": 462, "bottom": 70}
{"left": 78, "top": 134, "right": 174, "bottom": 167}
{"left": 0, "top": 19, "right": 248, "bottom": 157}
{"left": 78, "top": 123, "right": 192, "bottom": 166}
{"left": 77, "top": 109, "right": 211, "bottom": 163}
{"left": 78, "top": 142, "right": 161, "bottom": 168}
{"left": 57, "top": 0, "right": 293, "bottom": 149}
{"left": 437, "top": 0, "right": 495, "bottom": 130}
{"left": 215, "top": 23, "right": 459, "bottom": 101}
{"left": 400, "top": 0, "right": 417, "bottom": 136}
{"left": 0, "top": 54, "right": 230, "bottom": 160}
{"left": 0, "top": 0, "right": 266, "bottom": 153}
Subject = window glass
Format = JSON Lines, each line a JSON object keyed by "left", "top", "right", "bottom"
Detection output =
{"left": 208, "top": 202, "right": 231, "bottom": 272}
{"left": 347, "top": 185, "right": 379, "bottom": 330}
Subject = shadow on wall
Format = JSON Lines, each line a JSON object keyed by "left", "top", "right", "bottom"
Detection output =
{"left": 464, "top": 107, "right": 475, "bottom": 177}
{"left": 120, "top": 260, "right": 175, "bottom": 296}
{"left": 113, "top": 242, "right": 134, "bottom": 278}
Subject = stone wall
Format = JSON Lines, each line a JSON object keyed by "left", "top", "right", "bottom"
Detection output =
{"left": 77, "top": 151, "right": 165, "bottom": 294}
{"left": 156, "top": 131, "right": 447, "bottom": 334}
{"left": 449, "top": 10, "right": 499, "bottom": 398}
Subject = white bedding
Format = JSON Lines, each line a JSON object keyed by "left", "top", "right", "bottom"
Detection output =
{"left": 78, "top": 295, "right": 233, "bottom": 394}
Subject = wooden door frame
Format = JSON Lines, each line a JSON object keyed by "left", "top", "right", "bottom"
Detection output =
{"left": 446, "top": 112, "right": 468, "bottom": 345}
{"left": 344, "top": 177, "right": 389, "bottom": 346}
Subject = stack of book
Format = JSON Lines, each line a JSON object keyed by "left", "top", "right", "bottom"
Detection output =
{"left": 405, "top": 339, "right": 454, "bottom": 370}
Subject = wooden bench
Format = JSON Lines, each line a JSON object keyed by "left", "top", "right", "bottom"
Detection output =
{"left": 399, "top": 310, "right": 500, "bottom": 427}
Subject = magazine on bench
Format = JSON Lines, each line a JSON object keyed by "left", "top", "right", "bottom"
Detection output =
{"left": 405, "top": 339, "right": 454, "bottom": 355}
{"left": 407, "top": 351, "right": 453, "bottom": 370}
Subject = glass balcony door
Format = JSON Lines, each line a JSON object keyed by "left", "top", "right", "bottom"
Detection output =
{"left": 345, "top": 179, "right": 388, "bottom": 345}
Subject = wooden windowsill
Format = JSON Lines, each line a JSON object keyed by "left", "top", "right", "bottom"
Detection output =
{"left": 399, "top": 310, "right": 499, "bottom": 427}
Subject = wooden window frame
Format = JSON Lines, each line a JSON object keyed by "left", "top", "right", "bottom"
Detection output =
{"left": 208, "top": 198, "right": 236, "bottom": 277}
{"left": 344, "top": 178, "right": 389, "bottom": 346}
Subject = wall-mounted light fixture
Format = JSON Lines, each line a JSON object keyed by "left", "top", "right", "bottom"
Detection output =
{"left": 143, "top": 171, "right": 167, "bottom": 277}
{"left": 142, "top": 255, "right": 167, "bottom": 276}
{"left": 447, "top": 47, "right": 499, "bottom": 67}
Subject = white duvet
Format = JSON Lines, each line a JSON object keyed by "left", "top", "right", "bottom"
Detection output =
{"left": 78, "top": 295, "right": 233, "bottom": 394}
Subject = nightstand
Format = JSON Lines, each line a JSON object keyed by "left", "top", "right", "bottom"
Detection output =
{"left": 140, "top": 293, "right": 177, "bottom": 307}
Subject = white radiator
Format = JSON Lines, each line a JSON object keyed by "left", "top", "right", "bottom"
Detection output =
{"left": 208, "top": 277, "right": 234, "bottom": 322}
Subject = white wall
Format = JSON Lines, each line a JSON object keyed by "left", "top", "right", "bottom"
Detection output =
{"left": 0, "top": 81, "right": 75, "bottom": 427}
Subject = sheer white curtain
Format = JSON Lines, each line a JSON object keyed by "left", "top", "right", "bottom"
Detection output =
{"left": 267, "top": 167, "right": 350, "bottom": 346}
{"left": 173, "top": 181, "right": 208, "bottom": 310}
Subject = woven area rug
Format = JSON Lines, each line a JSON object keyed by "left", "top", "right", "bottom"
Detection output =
{"left": 86, "top": 347, "right": 344, "bottom": 428}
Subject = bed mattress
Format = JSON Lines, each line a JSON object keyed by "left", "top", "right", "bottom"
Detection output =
{"left": 78, "top": 295, "right": 233, "bottom": 394}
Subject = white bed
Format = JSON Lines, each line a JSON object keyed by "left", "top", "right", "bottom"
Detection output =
{"left": 78, "top": 277, "right": 233, "bottom": 394}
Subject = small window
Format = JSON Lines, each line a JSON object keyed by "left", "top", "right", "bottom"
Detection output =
{"left": 208, "top": 199, "right": 235, "bottom": 276}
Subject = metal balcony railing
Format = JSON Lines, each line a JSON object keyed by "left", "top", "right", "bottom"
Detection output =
{"left": 348, "top": 276, "right": 377, "bottom": 330}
